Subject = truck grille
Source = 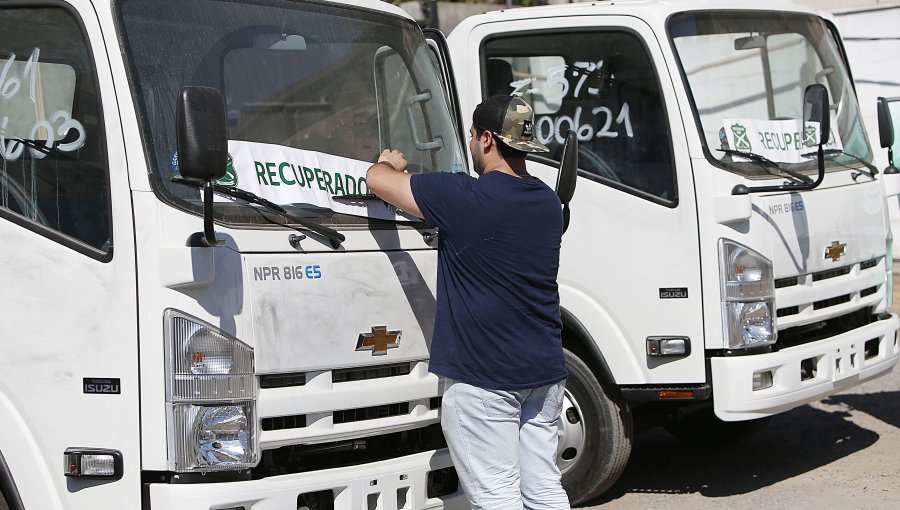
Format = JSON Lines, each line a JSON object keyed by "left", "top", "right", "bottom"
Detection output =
{"left": 256, "top": 360, "right": 439, "bottom": 452}
{"left": 774, "top": 256, "right": 884, "bottom": 347}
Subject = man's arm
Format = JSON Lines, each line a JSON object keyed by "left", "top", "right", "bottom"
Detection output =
{"left": 366, "top": 150, "right": 424, "bottom": 218}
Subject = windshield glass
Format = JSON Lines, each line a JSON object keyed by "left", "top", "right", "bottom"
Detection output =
{"left": 117, "top": 0, "right": 465, "bottom": 225}
{"left": 669, "top": 11, "right": 872, "bottom": 178}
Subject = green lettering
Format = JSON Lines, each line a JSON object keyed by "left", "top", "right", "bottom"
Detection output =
{"left": 303, "top": 167, "right": 315, "bottom": 189}
{"left": 794, "top": 131, "right": 801, "bottom": 150}
{"left": 346, "top": 174, "right": 356, "bottom": 194}
{"left": 314, "top": 168, "right": 326, "bottom": 192}
{"left": 255, "top": 161, "right": 268, "bottom": 185}
{"left": 358, "top": 177, "right": 368, "bottom": 194}
{"left": 292, "top": 164, "right": 305, "bottom": 186}
{"left": 279, "top": 162, "right": 295, "bottom": 185}
{"left": 266, "top": 162, "right": 279, "bottom": 186}
{"left": 322, "top": 170, "right": 334, "bottom": 194}
{"left": 333, "top": 173, "right": 345, "bottom": 195}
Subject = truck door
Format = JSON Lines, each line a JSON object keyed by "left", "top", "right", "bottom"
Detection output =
{"left": 458, "top": 16, "right": 705, "bottom": 385}
{"left": 0, "top": 5, "right": 139, "bottom": 508}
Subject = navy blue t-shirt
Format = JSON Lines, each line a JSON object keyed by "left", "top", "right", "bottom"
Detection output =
{"left": 410, "top": 170, "right": 566, "bottom": 390}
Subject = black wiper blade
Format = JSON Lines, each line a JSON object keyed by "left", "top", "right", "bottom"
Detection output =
{"left": 13, "top": 138, "right": 76, "bottom": 160}
{"left": 332, "top": 193, "right": 378, "bottom": 200}
{"left": 718, "top": 148, "right": 812, "bottom": 185}
{"left": 172, "top": 177, "right": 345, "bottom": 248}
{"left": 821, "top": 149, "right": 878, "bottom": 179}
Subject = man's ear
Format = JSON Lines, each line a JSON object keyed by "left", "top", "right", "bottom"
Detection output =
{"left": 481, "top": 131, "right": 496, "bottom": 153}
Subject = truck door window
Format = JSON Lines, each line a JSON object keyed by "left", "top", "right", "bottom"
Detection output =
{"left": 118, "top": 0, "right": 465, "bottom": 226}
{"left": 0, "top": 7, "right": 110, "bottom": 256}
{"left": 483, "top": 31, "right": 677, "bottom": 205}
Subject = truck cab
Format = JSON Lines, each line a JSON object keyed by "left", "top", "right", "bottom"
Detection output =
{"left": 447, "top": 0, "right": 900, "bottom": 503}
{"left": 0, "top": 1, "right": 468, "bottom": 508}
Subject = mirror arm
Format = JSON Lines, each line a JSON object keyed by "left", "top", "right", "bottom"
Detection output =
{"left": 201, "top": 179, "right": 225, "bottom": 247}
{"left": 886, "top": 147, "right": 899, "bottom": 175}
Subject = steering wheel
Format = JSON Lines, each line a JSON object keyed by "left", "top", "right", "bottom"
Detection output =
{"left": 578, "top": 146, "right": 620, "bottom": 183}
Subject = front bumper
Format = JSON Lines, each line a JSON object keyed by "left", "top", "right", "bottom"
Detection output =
{"left": 147, "top": 449, "right": 466, "bottom": 510}
{"left": 711, "top": 313, "right": 899, "bottom": 421}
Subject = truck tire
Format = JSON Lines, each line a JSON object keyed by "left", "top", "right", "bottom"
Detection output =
{"left": 664, "top": 406, "right": 771, "bottom": 446}
{"left": 558, "top": 348, "right": 633, "bottom": 505}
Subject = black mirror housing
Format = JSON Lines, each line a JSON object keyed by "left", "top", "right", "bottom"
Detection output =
{"left": 803, "top": 84, "right": 830, "bottom": 147}
{"left": 556, "top": 129, "right": 578, "bottom": 204}
{"left": 177, "top": 86, "right": 228, "bottom": 182}
{"left": 877, "top": 97, "right": 895, "bottom": 149}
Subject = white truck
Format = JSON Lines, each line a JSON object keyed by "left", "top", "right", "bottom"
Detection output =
{"left": 1, "top": 0, "right": 897, "bottom": 509}
{"left": 0, "top": 0, "right": 474, "bottom": 509}
{"left": 442, "top": 0, "right": 900, "bottom": 503}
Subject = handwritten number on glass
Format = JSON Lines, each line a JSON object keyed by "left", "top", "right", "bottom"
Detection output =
{"left": 0, "top": 48, "right": 86, "bottom": 161}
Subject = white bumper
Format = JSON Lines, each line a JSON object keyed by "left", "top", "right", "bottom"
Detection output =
{"left": 712, "top": 313, "right": 899, "bottom": 421}
{"left": 148, "top": 450, "right": 466, "bottom": 510}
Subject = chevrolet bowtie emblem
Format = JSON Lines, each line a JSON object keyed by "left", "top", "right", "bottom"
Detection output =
{"left": 356, "top": 326, "right": 401, "bottom": 356}
{"left": 824, "top": 240, "right": 847, "bottom": 262}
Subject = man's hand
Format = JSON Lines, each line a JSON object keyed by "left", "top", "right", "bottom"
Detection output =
{"left": 367, "top": 149, "right": 423, "bottom": 219}
{"left": 378, "top": 149, "right": 408, "bottom": 173}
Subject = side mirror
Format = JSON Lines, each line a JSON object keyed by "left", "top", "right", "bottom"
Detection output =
{"left": 176, "top": 86, "right": 228, "bottom": 247}
{"left": 877, "top": 96, "right": 900, "bottom": 176}
{"left": 555, "top": 129, "right": 578, "bottom": 233}
{"left": 177, "top": 86, "right": 228, "bottom": 182}
{"left": 877, "top": 97, "right": 894, "bottom": 149}
{"left": 803, "top": 83, "right": 830, "bottom": 147}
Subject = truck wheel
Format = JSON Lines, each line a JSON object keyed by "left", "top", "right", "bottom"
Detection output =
{"left": 558, "top": 348, "right": 633, "bottom": 505}
{"left": 664, "top": 407, "right": 770, "bottom": 446}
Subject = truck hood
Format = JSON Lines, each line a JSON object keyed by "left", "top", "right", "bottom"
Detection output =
{"left": 243, "top": 250, "right": 437, "bottom": 373}
{"left": 760, "top": 179, "right": 887, "bottom": 277}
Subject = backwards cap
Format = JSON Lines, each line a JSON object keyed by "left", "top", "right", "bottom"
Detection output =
{"left": 473, "top": 95, "right": 549, "bottom": 153}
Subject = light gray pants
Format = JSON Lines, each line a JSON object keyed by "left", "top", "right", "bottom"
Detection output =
{"left": 440, "top": 378, "right": 571, "bottom": 510}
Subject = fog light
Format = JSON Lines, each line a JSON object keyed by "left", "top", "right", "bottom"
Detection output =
{"left": 752, "top": 370, "right": 773, "bottom": 391}
{"left": 64, "top": 448, "right": 123, "bottom": 480}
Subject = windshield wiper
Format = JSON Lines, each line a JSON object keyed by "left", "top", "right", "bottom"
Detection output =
{"left": 172, "top": 177, "right": 345, "bottom": 248}
{"left": 718, "top": 148, "right": 813, "bottom": 185}
{"left": 820, "top": 149, "right": 878, "bottom": 180}
{"left": 13, "top": 137, "right": 77, "bottom": 160}
{"left": 332, "top": 193, "right": 378, "bottom": 200}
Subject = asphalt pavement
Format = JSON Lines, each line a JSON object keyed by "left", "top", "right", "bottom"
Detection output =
{"left": 580, "top": 275, "right": 900, "bottom": 510}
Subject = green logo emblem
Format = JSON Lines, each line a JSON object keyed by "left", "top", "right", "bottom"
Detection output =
{"left": 803, "top": 125, "right": 818, "bottom": 147}
{"left": 217, "top": 153, "right": 238, "bottom": 186}
{"left": 730, "top": 123, "right": 752, "bottom": 152}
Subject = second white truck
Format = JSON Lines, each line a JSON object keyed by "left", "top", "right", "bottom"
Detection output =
{"left": 444, "top": 0, "right": 900, "bottom": 502}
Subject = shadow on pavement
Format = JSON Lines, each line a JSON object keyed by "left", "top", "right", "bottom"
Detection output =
{"left": 584, "top": 403, "right": 878, "bottom": 506}
{"left": 824, "top": 390, "right": 900, "bottom": 429}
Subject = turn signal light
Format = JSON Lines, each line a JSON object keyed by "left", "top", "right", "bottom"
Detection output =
{"left": 64, "top": 448, "right": 123, "bottom": 480}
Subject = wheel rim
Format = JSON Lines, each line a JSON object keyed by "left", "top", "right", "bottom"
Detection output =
{"left": 556, "top": 388, "right": 586, "bottom": 475}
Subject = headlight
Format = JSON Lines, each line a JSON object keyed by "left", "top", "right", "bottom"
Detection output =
{"left": 720, "top": 240, "right": 777, "bottom": 349}
{"left": 165, "top": 310, "right": 257, "bottom": 472}
{"left": 172, "top": 404, "right": 257, "bottom": 471}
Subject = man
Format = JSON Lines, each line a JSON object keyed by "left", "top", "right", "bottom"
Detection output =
{"left": 367, "top": 95, "right": 569, "bottom": 510}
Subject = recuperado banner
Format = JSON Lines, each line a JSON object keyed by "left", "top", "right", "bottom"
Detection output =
{"left": 721, "top": 118, "right": 842, "bottom": 164}
{"left": 205, "top": 140, "right": 419, "bottom": 222}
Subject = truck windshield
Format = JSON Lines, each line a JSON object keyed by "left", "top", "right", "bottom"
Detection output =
{"left": 669, "top": 11, "right": 872, "bottom": 179}
{"left": 116, "top": 0, "right": 465, "bottom": 226}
